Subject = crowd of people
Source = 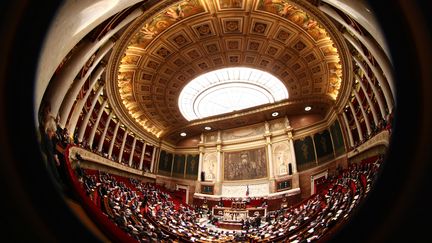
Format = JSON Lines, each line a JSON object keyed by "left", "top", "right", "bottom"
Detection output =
{"left": 38, "top": 102, "right": 150, "bottom": 192}
{"left": 75, "top": 156, "right": 382, "bottom": 242}
{"left": 39, "top": 101, "right": 384, "bottom": 242}
{"left": 350, "top": 109, "right": 393, "bottom": 150}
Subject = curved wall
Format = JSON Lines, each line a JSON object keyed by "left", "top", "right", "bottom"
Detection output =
{"left": 34, "top": 0, "right": 394, "bottom": 227}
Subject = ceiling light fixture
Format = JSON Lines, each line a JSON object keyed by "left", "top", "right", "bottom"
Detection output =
{"left": 305, "top": 106, "right": 312, "bottom": 111}
{"left": 180, "top": 132, "right": 187, "bottom": 137}
{"left": 204, "top": 126, "right": 212, "bottom": 131}
{"left": 272, "top": 112, "right": 279, "bottom": 117}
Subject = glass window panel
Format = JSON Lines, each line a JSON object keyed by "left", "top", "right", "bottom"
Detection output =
{"left": 179, "top": 67, "right": 289, "bottom": 120}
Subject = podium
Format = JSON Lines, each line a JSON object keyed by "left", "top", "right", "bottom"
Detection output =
{"left": 212, "top": 202, "right": 267, "bottom": 230}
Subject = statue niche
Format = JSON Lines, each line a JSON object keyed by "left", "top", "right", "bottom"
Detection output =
{"left": 203, "top": 152, "right": 217, "bottom": 181}
{"left": 273, "top": 141, "right": 291, "bottom": 176}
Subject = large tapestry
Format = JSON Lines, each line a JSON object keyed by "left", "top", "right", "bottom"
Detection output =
{"left": 158, "top": 150, "right": 173, "bottom": 176}
{"left": 313, "top": 129, "right": 334, "bottom": 163}
{"left": 185, "top": 154, "right": 199, "bottom": 180}
{"left": 173, "top": 154, "right": 186, "bottom": 178}
{"left": 330, "top": 120, "right": 345, "bottom": 156}
{"left": 294, "top": 136, "right": 316, "bottom": 170}
{"left": 223, "top": 147, "right": 267, "bottom": 181}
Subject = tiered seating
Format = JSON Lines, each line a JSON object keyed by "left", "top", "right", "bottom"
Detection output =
{"left": 66, "top": 145, "right": 383, "bottom": 242}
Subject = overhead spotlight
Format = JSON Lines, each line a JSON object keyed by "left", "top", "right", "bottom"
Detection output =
{"left": 272, "top": 112, "right": 279, "bottom": 117}
{"left": 204, "top": 126, "right": 212, "bottom": 131}
{"left": 180, "top": 132, "right": 187, "bottom": 137}
{"left": 305, "top": 106, "right": 312, "bottom": 111}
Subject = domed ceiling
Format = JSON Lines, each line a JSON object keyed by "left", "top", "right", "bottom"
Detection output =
{"left": 106, "top": 0, "right": 351, "bottom": 142}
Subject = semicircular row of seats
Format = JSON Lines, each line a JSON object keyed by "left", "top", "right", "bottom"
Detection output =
{"left": 69, "top": 149, "right": 382, "bottom": 243}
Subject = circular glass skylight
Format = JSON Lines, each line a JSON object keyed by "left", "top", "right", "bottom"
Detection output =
{"left": 179, "top": 67, "right": 288, "bottom": 120}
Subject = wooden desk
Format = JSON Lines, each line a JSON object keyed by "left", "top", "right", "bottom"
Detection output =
{"left": 218, "top": 222, "right": 243, "bottom": 230}
{"left": 212, "top": 206, "right": 267, "bottom": 219}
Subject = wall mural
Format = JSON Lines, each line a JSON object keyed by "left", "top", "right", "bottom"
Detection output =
{"left": 158, "top": 150, "right": 173, "bottom": 176}
{"left": 294, "top": 136, "right": 316, "bottom": 170}
{"left": 330, "top": 120, "right": 346, "bottom": 156}
{"left": 224, "top": 147, "right": 267, "bottom": 181}
{"left": 173, "top": 154, "right": 186, "bottom": 178}
{"left": 185, "top": 154, "right": 199, "bottom": 180}
{"left": 272, "top": 141, "right": 292, "bottom": 176}
{"left": 203, "top": 152, "right": 217, "bottom": 181}
{"left": 314, "top": 129, "right": 334, "bottom": 162}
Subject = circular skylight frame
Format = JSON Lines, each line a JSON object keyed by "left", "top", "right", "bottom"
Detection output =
{"left": 179, "top": 67, "right": 289, "bottom": 121}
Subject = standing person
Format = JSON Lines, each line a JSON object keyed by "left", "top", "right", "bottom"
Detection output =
{"left": 41, "top": 114, "right": 63, "bottom": 188}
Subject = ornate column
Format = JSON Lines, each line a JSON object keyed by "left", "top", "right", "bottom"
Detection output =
{"left": 58, "top": 39, "right": 113, "bottom": 127}
{"left": 118, "top": 128, "right": 128, "bottom": 163}
{"left": 44, "top": 7, "right": 143, "bottom": 119}
{"left": 108, "top": 121, "right": 120, "bottom": 159}
{"left": 97, "top": 111, "right": 113, "bottom": 152}
{"left": 348, "top": 101, "right": 363, "bottom": 141}
{"left": 342, "top": 112, "right": 354, "bottom": 147}
{"left": 215, "top": 130, "right": 222, "bottom": 195}
{"left": 311, "top": 135, "right": 318, "bottom": 165}
{"left": 328, "top": 127, "right": 337, "bottom": 158}
{"left": 139, "top": 142, "right": 147, "bottom": 170}
{"left": 353, "top": 55, "right": 387, "bottom": 119}
{"left": 318, "top": 3, "right": 395, "bottom": 101}
{"left": 153, "top": 145, "right": 161, "bottom": 174}
{"left": 356, "top": 74, "right": 379, "bottom": 126}
{"left": 150, "top": 145, "right": 157, "bottom": 172}
{"left": 198, "top": 147, "right": 204, "bottom": 181}
{"left": 66, "top": 67, "right": 103, "bottom": 134}
{"left": 284, "top": 117, "right": 297, "bottom": 174}
{"left": 129, "top": 137, "right": 137, "bottom": 167}
{"left": 353, "top": 89, "right": 371, "bottom": 135}
{"left": 264, "top": 121, "right": 275, "bottom": 192}
{"left": 197, "top": 133, "right": 204, "bottom": 181}
{"left": 215, "top": 144, "right": 222, "bottom": 195}
{"left": 77, "top": 84, "right": 104, "bottom": 142}
{"left": 342, "top": 32, "right": 395, "bottom": 107}
{"left": 287, "top": 132, "right": 297, "bottom": 174}
{"left": 88, "top": 99, "right": 107, "bottom": 148}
